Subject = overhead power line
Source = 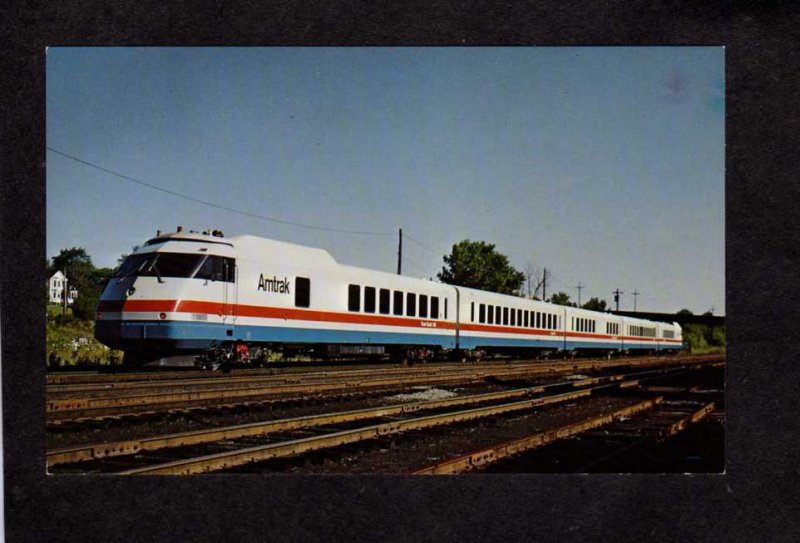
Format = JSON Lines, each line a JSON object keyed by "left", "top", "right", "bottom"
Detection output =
{"left": 404, "top": 234, "right": 441, "bottom": 256}
{"left": 47, "top": 147, "right": 395, "bottom": 237}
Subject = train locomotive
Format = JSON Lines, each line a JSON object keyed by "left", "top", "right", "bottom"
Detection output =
{"left": 95, "top": 228, "right": 683, "bottom": 368}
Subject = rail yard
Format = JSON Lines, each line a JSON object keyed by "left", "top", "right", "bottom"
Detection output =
{"left": 46, "top": 353, "right": 724, "bottom": 474}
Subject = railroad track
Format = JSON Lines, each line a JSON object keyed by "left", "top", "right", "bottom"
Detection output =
{"left": 47, "top": 355, "right": 722, "bottom": 422}
{"left": 413, "top": 398, "right": 718, "bottom": 474}
{"left": 47, "top": 363, "right": 721, "bottom": 474}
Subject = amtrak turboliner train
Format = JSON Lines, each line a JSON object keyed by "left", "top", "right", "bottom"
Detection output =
{"left": 95, "top": 228, "right": 683, "bottom": 367}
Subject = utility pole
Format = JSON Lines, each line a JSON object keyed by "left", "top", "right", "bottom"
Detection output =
{"left": 575, "top": 282, "right": 584, "bottom": 307}
{"left": 62, "top": 270, "right": 68, "bottom": 316}
{"left": 396, "top": 228, "right": 402, "bottom": 275}
{"left": 613, "top": 288, "right": 623, "bottom": 312}
{"left": 632, "top": 289, "right": 640, "bottom": 312}
{"left": 542, "top": 268, "right": 547, "bottom": 302}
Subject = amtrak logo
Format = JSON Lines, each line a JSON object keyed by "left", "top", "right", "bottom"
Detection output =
{"left": 258, "top": 274, "right": 291, "bottom": 294}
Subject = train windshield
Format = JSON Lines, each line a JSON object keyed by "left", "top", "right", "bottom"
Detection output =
{"left": 114, "top": 253, "right": 234, "bottom": 282}
{"left": 114, "top": 252, "right": 204, "bottom": 280}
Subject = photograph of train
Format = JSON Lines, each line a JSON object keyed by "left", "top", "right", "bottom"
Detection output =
{"left": 46, "top": 47, "right": 724, "bottom": 475}
{"left": 96, "top": 229, "right": 684, "bottom": 368}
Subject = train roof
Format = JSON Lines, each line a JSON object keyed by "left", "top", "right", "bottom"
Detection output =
{"left": 140, "top": 231, "right": 681, "bottom": 329}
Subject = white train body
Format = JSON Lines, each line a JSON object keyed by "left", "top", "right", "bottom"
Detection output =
{"left": 95, "top": 231, "right": 683, "bottom": 365}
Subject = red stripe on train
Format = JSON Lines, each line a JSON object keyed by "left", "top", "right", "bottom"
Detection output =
{"left": 97, "top": 299, "right": 683, "bottom": 343}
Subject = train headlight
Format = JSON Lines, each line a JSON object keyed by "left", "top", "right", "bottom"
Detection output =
{"left": 126, "top": 286, "right": 136, "bottom": 296}
{"left": 159, "top": 312, "right": 167, "bottom": 320}
{"left": 96, "top": 311, "right": 102, "bottom": 321}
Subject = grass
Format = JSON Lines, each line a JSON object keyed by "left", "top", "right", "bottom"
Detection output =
{"left": 46, "top": 304, "right": 123, "bottom": 368}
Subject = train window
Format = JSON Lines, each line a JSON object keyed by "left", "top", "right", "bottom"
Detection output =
{"left": 496, "top": 306, "right": 501, "bottom": 324}
{"left": 393, "top": 291, "right": 404, "bottom": 316}
{"left": 406, "top": 293, "right": 416, "bottom": 317}
{"left": 151, "top": 253, "right": 201, "bottom": 279}
{"left": 479, "top": 304, "right": 486, "bottom": 324}
{"left": 364, "top": 287, "right": 376, "bottom": 313}
{"left": 419, "top": 295, "right": 428, "bottom": 318}
{"left": 445, "top": 299, "right": 448, "bottom": 319}
{"left": 510, "top": 308, "right": 516, "bottom": 326}
{"left": 517, "top": 309, "right": 522, "bottom": 327}
{"left": 487, "top": 305, "right": 494, "bottom": 324}
{"left": 431, "top": 297, "right": 439, "bottom": 319}
{"left": 348, "top": 284, "right": 360, "bottom": 312}
{"left": 379, "top": 289, "right": 390, "bottom": 314}
{"left": 193, "top": 255, "right": 235, "bottom": 282}
{"left": 503, "top": 307, "right": 509, "bottom": 326}
{"left": 549, "top": 314, "right": 554, "bottom": 329}
{"left": 295, "top": 277, "right": 310, "bottom": 308}
{"left": 524, "top": 311, "right": 529, "bottom": 327}
{"left": 471, "top": 302, "right": 475, "bottom": 322}
{"left": 535, "top": 312, "right": 540, "bottom": 328}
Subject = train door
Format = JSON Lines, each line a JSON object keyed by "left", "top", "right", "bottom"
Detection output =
{"left": 222, "top": 259, "right": 237, "bottom": 327}
{"left": 453, "top": 287, "right": 461, "bottom": 349}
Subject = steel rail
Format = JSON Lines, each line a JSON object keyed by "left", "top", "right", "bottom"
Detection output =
{"left": 47, "top": 359, "right": 720, "bottom": 413}
{"left": 47, "top": 355, "right": 722, "bottom": 415}
{"left": 411, "top": 397, "right": 664, "bottom": 474}
{"left": 117, "top": 388, "right": 607, "bottom": 475}
{"left": 47, "top": 354, "right": 722, "bottom": 389}
{"left": 656, "top": 401, "right": 716, "bottom": 438}
{"left": 49, "top": 367, "right": 694, "bottom": 467}
{"left": 46, "top": 363, "right": 533, "bottom": 396}
{"left": 47, "top": 384, "right": 551, "bottom": 466}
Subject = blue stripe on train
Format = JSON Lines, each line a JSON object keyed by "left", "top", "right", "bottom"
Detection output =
{"left": 97, "top": 320, "right": 680, "bottom": 351}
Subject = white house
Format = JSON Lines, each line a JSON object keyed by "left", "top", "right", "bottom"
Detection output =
{"left": 49, "top": 271, "right": 78, "bottom": 305}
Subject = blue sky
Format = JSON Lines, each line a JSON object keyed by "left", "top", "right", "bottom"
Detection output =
{"left": 47, "top": 47, "right": 724, "bottom": 314}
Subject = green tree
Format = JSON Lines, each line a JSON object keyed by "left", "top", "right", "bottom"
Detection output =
{"left": 550, "top": 292, "right": 575, "bottom": 306}
{"left": 582, "top": 298, "right": 608, "bottom": 311}
{"left": 438, "top": 240, "right": 525, "bottom": 295}
{"left": 73, "top": 266, "right": 114, "bottom": 320}
{"left": 50, "top": 247, "right": 95, "bottom": 293}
